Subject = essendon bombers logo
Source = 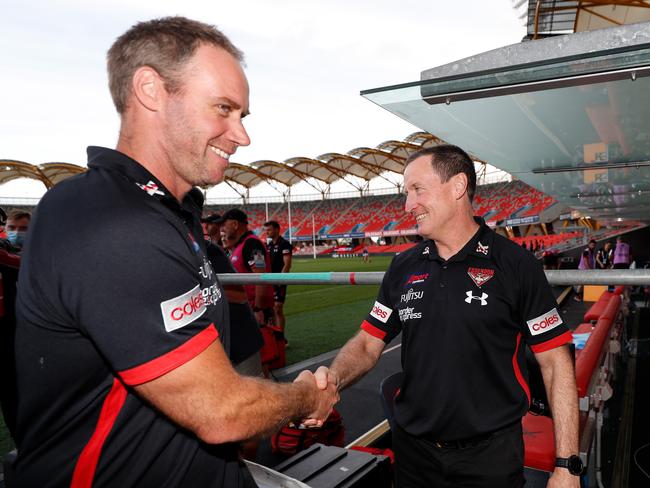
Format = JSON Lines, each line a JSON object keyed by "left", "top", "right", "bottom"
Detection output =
{"left": 405, "top": 273, "right": 429, "bottom": 286}
{"left": 467, "top": 267, "right": 494, "bottom": 287}
{"left": 526, "top": 308, "right": 563, "bottom": 336}
{"left": 370, "top": 301, "right": 392, "bottom": 324}
{"left": 161, "top": 285, "right": 207, "bottom": 332}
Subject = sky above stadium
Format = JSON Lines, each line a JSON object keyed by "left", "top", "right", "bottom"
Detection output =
{"left": 1, "top": 0, "right": 524, "bottom": 200}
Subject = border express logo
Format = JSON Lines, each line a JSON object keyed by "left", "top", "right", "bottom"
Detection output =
{"left": 370, "top": 301, "right": 392, "bottom": 323}
{"left": 405, "top": 273, "right": 429, "bottom": 286}
{"left": 467, "top": 267, "right": 494, "bottom": 288}
{"left": 527, "top": 308, "right": 562, "bottom": 336}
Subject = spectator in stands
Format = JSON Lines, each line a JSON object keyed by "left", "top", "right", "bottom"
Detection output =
{"left": 596, "top": 241, "right": 614, "bottom": 269}
{"left": 5, "top": 210, "right": 31, "bottom": 252}
{"left": 310, "top": 145, "right": 580, "bottom": 487}
{"left": 263, "top": 220, "right": 292, "bottom": 332}
{"left": 202, "top": 213, "right": 223, "bottom": 245}
{"left": 12, "top": 17, "right": 337, "bottom": 487}
{"left": 612, "top": 236, "right": 632, "bottom": 269}
{"left": 575, "top": 239, "right": 597, "bottom": 301}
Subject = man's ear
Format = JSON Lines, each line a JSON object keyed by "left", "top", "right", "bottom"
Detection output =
{"left": 131, "top": 66, "right": 165, "bottom": 112}
{"left": 452, "top": 173, "right": 469, "bottom": 200}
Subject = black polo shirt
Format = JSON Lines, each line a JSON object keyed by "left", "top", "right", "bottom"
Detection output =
{"left": 13, "top": 147, "right": 254, "bottom": 487}
{"left": 267, "top": 236, "right": 292, "bottom": 273}
{"left": 361, "top": 218, "right": 571, "bottom": 441}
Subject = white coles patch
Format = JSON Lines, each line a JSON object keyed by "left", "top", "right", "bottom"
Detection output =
{"left": 370, "top": 301, "right": 392, "bottom": 323}
{"left": 160, "top": 284, "right": 206, "bottom": 332}
{"left": 526, "top": 308, "right": 563, "bottom": 336}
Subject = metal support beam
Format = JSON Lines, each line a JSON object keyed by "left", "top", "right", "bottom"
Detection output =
{"left": 217, "top": 269, "right": 650, "bottom": 286}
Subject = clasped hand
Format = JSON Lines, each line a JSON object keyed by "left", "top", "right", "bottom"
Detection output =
{"left": 293, "top": 366, "right": 340, "bottom": 427}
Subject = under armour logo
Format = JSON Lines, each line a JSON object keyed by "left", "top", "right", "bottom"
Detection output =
{"left": 136, "top": 181, "right": 165, "bottom": 196}
{"left": 465, "top": 290, "right": 488, "bottom": 306}
{"left": 423, "top": 246, "right": 430, "bottom": 255}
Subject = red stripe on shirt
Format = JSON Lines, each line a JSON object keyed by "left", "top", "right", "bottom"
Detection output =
{"left": 530, "top": 330, "right": 573, "bottom": 353}
{"left": 119, "top": 324, "right": 218, "bottom": 385}
{"left": 361, "top": 320, "right": 387, "bottom": 340}
{"left": 71, "top": 378, "right": 127, "bottom": 488}
{"left": 349, "top": 272, "right": 356, "bottom": 285}
{"left": 512, "top": 333, "right": 531, "bottom": 405}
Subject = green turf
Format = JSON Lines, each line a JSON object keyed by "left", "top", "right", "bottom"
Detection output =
{"left": 283, "top": 255, "right": 392, "bottom": 364}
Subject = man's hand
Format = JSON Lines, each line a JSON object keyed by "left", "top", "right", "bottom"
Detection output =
{"left": 313, "top": 365, "right": 340, "bottom": 391}
{"left": 547, "top": 468, "right": 580, "bottom": 487}
{"left": 293, "top": 369, "right": 339, "bottom": 427}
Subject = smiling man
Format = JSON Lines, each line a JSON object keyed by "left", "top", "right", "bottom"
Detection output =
{"left": 312, "top": 145, "right": 580, "bottom": 488}
{"left": 12, "top": 17, "right": 338, "bottom": 487}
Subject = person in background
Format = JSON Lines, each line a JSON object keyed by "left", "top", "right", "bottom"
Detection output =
{"left": 263, "top": 220, "right": 292, "bottom": 333}
{"left": 575, "top": 239, "right": 597, "bottom": 301}
{"left": 596, "top": 241, "right": 614, "bottom": 269}
{"left": 202, "top": 213, "right": 223, "bottom": 245}
{"left": 5, "top": 210, "right": 31, "bottom": 252}
{"left": 612, "top": 236, "right": 632, "bottom": 269}
{"left": 222, "top": 209, "right": 275, "bottom": 327}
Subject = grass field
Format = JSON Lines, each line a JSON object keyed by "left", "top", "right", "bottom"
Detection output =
{"left": 282, "top": 255, "right": 391, "bottom": 365}
{"left": 0, "top": 255, "right": 393, "bottom": 460}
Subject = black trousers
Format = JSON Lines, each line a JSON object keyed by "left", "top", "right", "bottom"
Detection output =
{"left": 393, "top": 422, "right": 525, "bottom": 488}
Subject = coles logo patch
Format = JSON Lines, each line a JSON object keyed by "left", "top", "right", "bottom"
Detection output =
{"left": 405, "top": 273, "right": 429, "bottom": 286}
{"left": 467, "top": 267, "right": 494, "bottom": 287}
{"left": 160, "top": 285, "right": 206, "bottom": 332}
{"left": 527, "top": 308, "right": 563, "bottom": 336}
{"left": 370, "top": 301, "right": 392, "bottom": 323}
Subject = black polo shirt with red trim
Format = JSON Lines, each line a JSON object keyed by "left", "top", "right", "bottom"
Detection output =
{"left": 361, "top": 218, "right": 571, "bottom": 441}
{"left": 13, "top": 147, "right": 254, "bottom": 487}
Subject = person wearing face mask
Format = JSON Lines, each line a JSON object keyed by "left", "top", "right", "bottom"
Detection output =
{"left": 5, "top": 210, "right": 30, "bottom": 251}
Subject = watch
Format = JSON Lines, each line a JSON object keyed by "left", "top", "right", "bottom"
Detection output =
{"left": 555, "top": 455, "right": 585, "bottom": 476}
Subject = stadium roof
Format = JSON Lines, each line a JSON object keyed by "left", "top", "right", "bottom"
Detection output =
{"left": 0, "top": 131, "right": 487, "bottom": 192}
{"left": 522, "top": 0, "right": 650, "bottom": 39}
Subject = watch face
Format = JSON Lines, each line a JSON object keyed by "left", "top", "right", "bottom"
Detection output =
{"left": 567, "top": 455, "right": 584, "bottom": 475}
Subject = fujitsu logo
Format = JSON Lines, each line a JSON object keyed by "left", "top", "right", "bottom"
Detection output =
{"left": 527, "top": 308, "right": 562, "bottom": 336}
{"left": 465, "top": 291, "right": 488, "bottom": 306}
{"left": 401, "top": 288, "right": 424, "bottom": 304}
{"left": 405, "top": 273, "right": 429, "bottom": 286}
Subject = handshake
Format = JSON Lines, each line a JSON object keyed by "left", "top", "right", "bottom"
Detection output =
{"left": 293, "top": 366, "right": 340, "bottom": 427}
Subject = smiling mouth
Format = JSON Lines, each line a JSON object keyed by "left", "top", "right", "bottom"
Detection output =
{"left": 415, "top": 213, "right": 427, "bottom": 222}
{"left": 209, "top": 145, "right": 231, "bottom": 160}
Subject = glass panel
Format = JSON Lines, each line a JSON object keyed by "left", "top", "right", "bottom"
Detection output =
{"left": 362, "top": 47, "right": 650, "bottom": 221}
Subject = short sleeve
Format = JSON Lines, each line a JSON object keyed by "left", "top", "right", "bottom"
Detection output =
{"left": 360, "top": 257, "right": 402, "bottom": 343}
{"left": 517, "top": 252, "right": 571, "bottom": 353}
{"left": 64, "top": 217, "right": 221, "bottom": 385}
{"left": 282, "top": 241, "right": 293, "bottom": 255}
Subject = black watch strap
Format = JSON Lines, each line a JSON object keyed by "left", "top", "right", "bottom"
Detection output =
{"left": 555, "top": 455, "right": 584, "bottom": 476}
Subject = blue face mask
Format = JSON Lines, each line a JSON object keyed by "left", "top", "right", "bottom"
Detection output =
{"left": 6, "top": 230, "right": 26, "bottom": 248}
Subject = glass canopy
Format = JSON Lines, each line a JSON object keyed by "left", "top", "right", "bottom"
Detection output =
{"left": 362, "top": 41, "right": 650, "bottom": 222}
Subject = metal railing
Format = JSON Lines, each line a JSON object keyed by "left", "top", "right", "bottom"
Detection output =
{"left": 218, "top": 269, "right": 650, "bottom": 286}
